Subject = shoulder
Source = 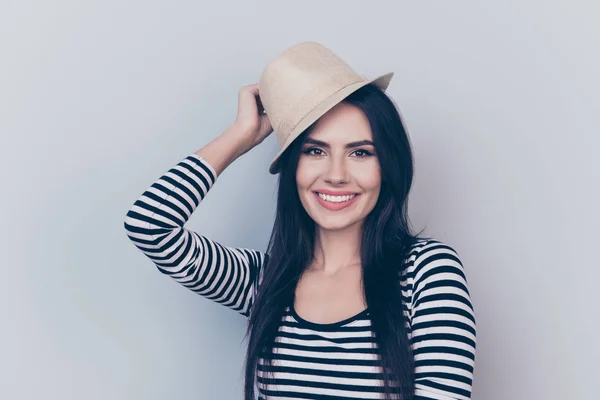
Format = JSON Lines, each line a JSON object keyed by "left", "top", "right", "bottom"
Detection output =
{"left": 412, "top": 238, "right": 465, "bottom": 277}
{"left": 404, "top": 237, "right": 471, "bottom": 298}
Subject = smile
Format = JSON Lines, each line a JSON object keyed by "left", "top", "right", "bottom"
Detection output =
{"left": 313, "top": 192, "right": 360, "bottom": 211}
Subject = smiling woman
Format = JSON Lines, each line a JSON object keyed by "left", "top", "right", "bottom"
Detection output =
{"left": 296, "top": 101, "right": 383, "bottom": 231}
{"left": 124, "top": 41, "right": 476, "bottom": 400}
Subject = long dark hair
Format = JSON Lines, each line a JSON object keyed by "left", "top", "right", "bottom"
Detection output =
{"left": 243, "top": 83, "right": 431, "bottom": 399}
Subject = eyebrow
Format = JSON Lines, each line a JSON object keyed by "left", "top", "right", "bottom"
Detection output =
{"left": 304, "top": 138, "right": 375, "bottom": 149}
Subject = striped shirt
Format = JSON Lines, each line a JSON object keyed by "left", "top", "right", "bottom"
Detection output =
{"left": 123, "top": 153, "right": 477, "bottom": 399}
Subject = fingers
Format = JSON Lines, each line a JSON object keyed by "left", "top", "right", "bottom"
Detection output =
{"left": 239, "top": 83, "right": 267, "bottom": 114}
{"left": 240, "top": 83, "right": 259, "bottom": 95}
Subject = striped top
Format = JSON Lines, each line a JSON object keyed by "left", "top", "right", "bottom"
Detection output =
{"left": 123, "top": 153, "right": 477, "bottom": 399}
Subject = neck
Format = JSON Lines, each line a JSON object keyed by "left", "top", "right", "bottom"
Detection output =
{"left": 311, "top": 222, "right": 363, "bottom": 276}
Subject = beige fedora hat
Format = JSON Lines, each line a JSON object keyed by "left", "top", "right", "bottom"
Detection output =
{"left": 258, "top": 41, "right": 394, "bottom": 174}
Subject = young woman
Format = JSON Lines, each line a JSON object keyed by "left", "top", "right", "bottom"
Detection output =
{"left": 124, "top": 82, "right": 476, "bottom": 399}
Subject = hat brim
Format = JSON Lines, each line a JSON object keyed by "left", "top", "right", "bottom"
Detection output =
{"left": 268, "top": 71, "right": 394, "bottom": 174}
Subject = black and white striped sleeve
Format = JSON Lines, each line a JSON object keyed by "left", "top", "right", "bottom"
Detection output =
{"left": 123, "top": 153, "right": 266, "bottom": 317}
{"left": 410, "top": 239, "right": 477, "bottom": 399}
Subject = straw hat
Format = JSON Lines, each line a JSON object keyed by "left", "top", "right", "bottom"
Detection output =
{"left": 258, "top": 41, "right": 394, "bottom": 174}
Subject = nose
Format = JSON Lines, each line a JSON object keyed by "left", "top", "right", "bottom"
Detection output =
{"left": 323, "top": 155, "right": 349, "bottom": 185}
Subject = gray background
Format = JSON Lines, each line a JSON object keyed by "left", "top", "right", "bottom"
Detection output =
{"left": 1, "top": 1, "right": 598, "bottom": 399}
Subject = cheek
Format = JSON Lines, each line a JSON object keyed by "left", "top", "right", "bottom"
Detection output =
{"left": 295, "top": 161, "right": 318, "bottom": 189}
{"left": 354, "top": 164, "right": 382, "bottom": 192}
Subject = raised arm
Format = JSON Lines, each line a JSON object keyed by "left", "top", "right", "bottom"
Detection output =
{"left": 410, "top": 239, "right": 477, "bottom": 399}
{"left": 123, "top": 148, "right": 266, "bottom": 317}
{"left": 124, "top": 83, "right": 273, "bottom": 317}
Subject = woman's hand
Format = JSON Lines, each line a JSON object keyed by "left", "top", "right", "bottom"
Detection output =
{"left": 232, "top": 83, "right": 274, "bottom": 154}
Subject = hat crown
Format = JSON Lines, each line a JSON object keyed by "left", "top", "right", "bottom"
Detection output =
{"left": 259, "top": 42, "right": 365, "bottom": 146}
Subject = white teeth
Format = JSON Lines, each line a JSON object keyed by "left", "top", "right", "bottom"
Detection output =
{"left": 317, "top": 193, "right": 357, "bottom": 203}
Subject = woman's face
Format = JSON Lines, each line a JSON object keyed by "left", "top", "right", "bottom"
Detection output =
{"left": 296, "top": 101, "right": 382, "bottom": 232}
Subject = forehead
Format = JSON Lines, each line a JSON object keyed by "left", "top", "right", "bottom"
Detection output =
{"left": 306, "top": 102, "right": 372, "bottom": 142}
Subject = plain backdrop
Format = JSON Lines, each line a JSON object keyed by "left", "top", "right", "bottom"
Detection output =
{"left": 1, "top": 1, "right": 598, "bottom": 399}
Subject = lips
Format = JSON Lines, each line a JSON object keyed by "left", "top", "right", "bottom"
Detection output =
{"left": 313, "top": 191, "right": 360, "bottom": 211}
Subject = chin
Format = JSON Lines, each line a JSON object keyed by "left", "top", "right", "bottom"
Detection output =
{"left": 314, "top": 220, "right": 353, "bottom": 231}
{"left": 311, "top": 212, "right": 365, "bottom": 231}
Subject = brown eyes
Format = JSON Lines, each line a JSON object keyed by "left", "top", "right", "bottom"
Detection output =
{"left": 302, "top": 147, "right": 374, "bottom": 158}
